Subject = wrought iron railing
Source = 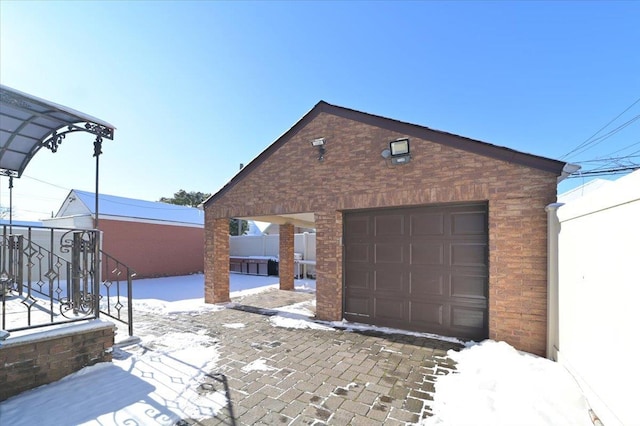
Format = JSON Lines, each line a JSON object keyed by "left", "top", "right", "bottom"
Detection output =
{"left": 0, "top": 224, "right": 134, "bottom": 336}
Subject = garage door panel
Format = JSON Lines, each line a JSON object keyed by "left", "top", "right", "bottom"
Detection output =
{"left": 346, "top": 216, "right": 370, "bottom": 237}
{"left": 346, "top": 243, "right": 370, "bottom": 263}
{"left": 451, "top": 243, "right": 487, "bottom": 267}
{"left": 410, "top": 213, "right": 444, "bottom": 236}
{"left": 375, "top": 243, "right": 404, "bottom": 263}
{"left": 451, "top": 211, "right": 487, "bottom": 236}
{"left": 409, "top": 268, "right": 444, "bottom": 296}
{"left": 344, "top": 295, "right": 372, "bottom": 318}
{"left": 374, "top": 298, "right": 406, "bottom": 322}
{"left": 410, "top": 301, "right": 444, "bottom": 326}
{"left": 375, "top": 214, "right": 404, "bottom": 236}
{"left": 411, "top": 243, "right": 444, "bottom": 265}
{"left": 451, "top": 305, "right": 486, "bottom": 330}
{"left": 374, "top": 269, "right": 406, "bottom": 292}
{"left": 344, "top": 267, "right": 371, "bottom": 289}
{"left": 451, "top": 274, "right": 487, "bottom": 299}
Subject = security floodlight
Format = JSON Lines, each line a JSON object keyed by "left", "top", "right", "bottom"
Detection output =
{"left": 311, "top": 138, "right": 326, "bottom": 161}
{"left": 390, "top": 138, "right": 410, "bottom": 156}
{"left": 389, "top": 138, "right": 411, "bottom": 165}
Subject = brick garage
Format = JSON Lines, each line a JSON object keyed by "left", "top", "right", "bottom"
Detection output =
{"left": 204, "top": 102, "right": 566, "bottom": 356}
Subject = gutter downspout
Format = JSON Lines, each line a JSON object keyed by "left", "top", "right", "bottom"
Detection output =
{"left": 545, "top": 202, "right": 563, "bottom": 360}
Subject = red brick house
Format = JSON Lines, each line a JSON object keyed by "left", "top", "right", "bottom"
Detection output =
{"left": 203, "top": 101, "right": 568, "bottom": 356}
{"left": 44, "top": 189, "right": 204, "bottom": 278}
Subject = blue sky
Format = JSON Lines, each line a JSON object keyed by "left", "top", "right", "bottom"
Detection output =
{"left": 1, "top": 1, "right": 639, "bottom": 220}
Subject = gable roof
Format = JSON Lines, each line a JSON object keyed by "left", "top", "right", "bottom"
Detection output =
{"left": 57, "top": 189, "right": 204, "bottom": 225}
{"left": 205, "top": 101, "right": 567, "bottom": 207}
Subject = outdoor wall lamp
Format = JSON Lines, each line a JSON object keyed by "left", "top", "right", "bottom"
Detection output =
{"left": 381, "top": 138, "right": 411, "bottom": 165}
{"left": 311, "top": 138, "right": 326, "bottom": 161}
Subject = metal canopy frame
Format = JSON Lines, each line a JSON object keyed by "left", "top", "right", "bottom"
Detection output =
{"left": 0, "top": 84, "right": 115, "bottom": 227}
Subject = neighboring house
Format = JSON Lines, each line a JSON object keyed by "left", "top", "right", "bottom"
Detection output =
{"left": 43, "top": 189, "right": 204, "bottom": 278}
{"left": 262, "top": 223, "right": 315, "bottom": 235}
{"left": 245, "top": 220, "right": 265, "bottom": 236}
{"left": 203, "top": 101, "right": 570, "bottom": 356}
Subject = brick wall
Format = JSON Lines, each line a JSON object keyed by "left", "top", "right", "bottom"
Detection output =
{"left": 99, "top": 219, "right": 204, "bottom": 279}
{"left": 204, "top": 217, "right": 230, "bottom": 303}
{"left": 205, "top": 111, "right": 558, "bottom": 356}
{"left": 279, "top": 224, "right": 295, "bottom": 291}
{"left": 0, "top": 321, "right": 114, "bottom": 401}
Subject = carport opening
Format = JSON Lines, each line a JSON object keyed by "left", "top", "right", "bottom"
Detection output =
{"left": 228, "top": 212, "right": 317, "bottom": 301}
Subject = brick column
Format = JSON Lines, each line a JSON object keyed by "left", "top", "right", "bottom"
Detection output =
{"left": 279, "top": 223, "right": 295, "bottom": 291}
{"left": 314, "top": 210, "right": 343, "bottom": 321}
{"left": 204, "top": 215, "right": 230, "bottom": 304}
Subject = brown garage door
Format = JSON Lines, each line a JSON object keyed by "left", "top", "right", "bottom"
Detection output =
{"left": 343, "top": 203, "right": 488, "bottom": 341}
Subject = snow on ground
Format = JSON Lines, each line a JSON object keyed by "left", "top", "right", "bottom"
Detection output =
{"left": 0, "top": 273, "right": 311, "bottom": 425}
{"left": 423, "top": 340, "right": 593, "bottom": 426}
{"left": 1, "top": 274, "right": 593, "bottom": 425}
{"left": 268, "top": 299, "right": 335, "bottom": 331}
{"left": 242, "top": 358, "right": 276, "bottom": 373}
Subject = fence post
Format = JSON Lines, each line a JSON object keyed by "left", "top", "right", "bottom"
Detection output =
{"left": 93, "top": 230, "right": 101, "bottom": 319}
{"left": 71, "top": 232, "right": 81, "bottom": 314}
{"left": 545, "top": 202, "right": 563, "bottom": 361}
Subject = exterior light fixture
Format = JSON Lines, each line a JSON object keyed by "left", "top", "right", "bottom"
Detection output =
{"left": 388, "top": 138, "right": 411, "bottom": 165}
{"left": 311, "top": 138, "right": 326, "bottom": 161}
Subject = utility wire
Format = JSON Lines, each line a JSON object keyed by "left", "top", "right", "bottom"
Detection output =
{"left": 593, "top": 140, "right": 640, "bottom": 158}
{"left": 22, "top": 174, "right": 72, "bottom": 191}
{"left": 561, "top": 96, "right": 640, "bottom": 160}
{"left": 566, "top": 165, "right": 639, "bottom": 178}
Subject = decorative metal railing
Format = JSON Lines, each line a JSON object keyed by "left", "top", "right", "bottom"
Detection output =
{"left": 0, "top": 224, "right": 134, "bottom": 336}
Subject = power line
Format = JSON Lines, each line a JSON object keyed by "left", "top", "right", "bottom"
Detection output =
{"left": 593, "top": 140, "right": 640, "bottom": 158}
{"left": 577, "top": 154, "right": 640, "bottom": 164}
{"left": 563, "top": 114, "right": 640, "bottom": 160}
{"left": 561, "top": 96, "right": 640, "bottom": 160}
{"left": 21, "top": 174, "right": 71, "bottom": 191}
{"left": 566, "top": 165, "right": 639, "bottom": 178}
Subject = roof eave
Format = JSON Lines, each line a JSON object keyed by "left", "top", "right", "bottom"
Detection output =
{"left": 204, "top": 101, "right": 567, "bottom": 207}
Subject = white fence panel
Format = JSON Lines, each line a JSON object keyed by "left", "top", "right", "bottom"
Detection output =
{"left": 230, "top": 232, "right": 316, "bottom": 276}
{"left": 556, "top": 171, "right": 640, "bottom": 426}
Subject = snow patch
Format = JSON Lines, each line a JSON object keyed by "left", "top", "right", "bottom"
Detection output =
{"left": 330, "top": 320, "right": 465, "bottom": 345}
{"left": 223, "top": 323, "right": 246, "bottom": 329}
{"left": 269, "top": 315, "right": 335, "bottom": 331}
{"left": 423, "top": 340, "right": 592, "bottom": 426}
{"left": 242, "top": 358, "right": 276, "bottom": 372}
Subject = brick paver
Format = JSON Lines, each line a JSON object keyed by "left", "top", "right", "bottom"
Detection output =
{"left": 126, "top": 289, "right": 461, "bottom": 425}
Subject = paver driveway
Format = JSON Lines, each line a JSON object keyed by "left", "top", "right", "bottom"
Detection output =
{"left": 127, "top": 289, "right": 462, "bottom": 425}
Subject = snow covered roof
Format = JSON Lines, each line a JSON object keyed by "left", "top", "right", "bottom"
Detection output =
{"left": 0, "top": 219, "right": 43, "bottom": 228}
{"left": 56, "top": 189, "right": 204, "bottom": 226}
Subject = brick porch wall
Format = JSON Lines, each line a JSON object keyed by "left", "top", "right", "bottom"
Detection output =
{"left": 204, "top": 112, "right": 558, "bottom": 356}
{"left": 0, "top": 321, "right": 114, "bottom": 401}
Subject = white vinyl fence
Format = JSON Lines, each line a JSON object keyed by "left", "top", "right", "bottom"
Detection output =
{"left": 2, "top": 225, "right": 78, "bottom": 281}
{"left": 229, "top": 232, "right": 316, "bottom": 276}
{"left": 554, "top": 170, "right": 640, "bottom": 426}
